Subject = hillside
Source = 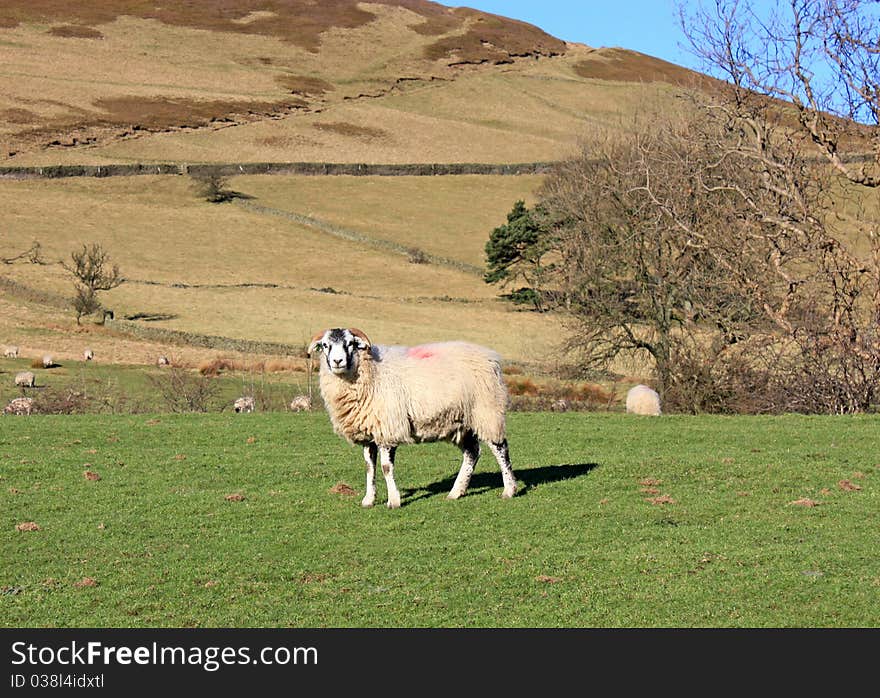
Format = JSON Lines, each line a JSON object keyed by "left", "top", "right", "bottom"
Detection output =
{"left": 0, "top": 1, "right": 717, "bottom": 379}
{"left": 0, "top": 0, "right": 709, "bottom": 165}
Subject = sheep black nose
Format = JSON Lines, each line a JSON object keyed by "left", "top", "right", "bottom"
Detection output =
{"left": 332, "top": 358, "right": 344, "bottom": 366}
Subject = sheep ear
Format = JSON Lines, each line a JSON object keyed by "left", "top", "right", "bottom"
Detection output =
{"left": 349, "top": 328, "right": 372, "bottom": 350}
{"left": 307, "top": 330, "right": 327, "bottom": 356}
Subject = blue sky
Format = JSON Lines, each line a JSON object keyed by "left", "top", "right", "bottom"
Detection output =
{"left": 441, "top": 0, "right": 694, "bottom": 68}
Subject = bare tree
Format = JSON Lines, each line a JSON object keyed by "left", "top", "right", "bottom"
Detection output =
{"left": 62, "top": 243, "right": 123, "bottom": 324}
{"left": 680, "top": 0, "right": 878, "bottom": 185}
{"left": 675, "top": 0, "right": 880, "bottom": 411}
{"left": 535, "top": 106, "right": 805, "bottom": 402}
{"left": 513, "top": 70, "right": 879, "bottom": 413}
{"left": 147, "top": 367, "right": 221, "bottom": 413}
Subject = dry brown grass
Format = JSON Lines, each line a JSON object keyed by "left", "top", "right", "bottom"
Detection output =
{"left": 506, "top": 377, "right": 539, "bottom": 396}
{"left": 573, "top": 48, "right": 719, "bottom": 90}
{"left": 0, "top": 9, "right": 689, "bottom": 167}
{"left": 0, "top": 1, "right": 591, "bottom": 162}
{"left": 0, "top": 172, "right": 565, "bottom": 365}
{"left": 47, "top": 24, "right": 104, "bottom": 39}
{"left": 232, "top": 174, "right": 544, "bottom": 267}
{"left": 0, "top": 0, "right": 564, "bottom": 60}
{"left": 198, "top": 356, "right": 304, "bottom": 376}
{"left": 505, "top": 374, "right": 618, "bottom": 411}
{"left": 312, "top": 122, "right": 389, "bottom": 140}
{"left": 0, "top": 294, "right": 290, "bottom": 370}
{"left": 69, "top": 47, "right": 681, "bottom": 167}
{"left": 0, "top": 0, "right": 376, "bottom": 52}
{"left": 422, "top": 7, "right": 565, "bottom": 63}
{"left": 275, "top": 75, "right": 335, "bottom": 96}
{"left": 0, "top": 4, "right": 710, "bottom": 379}
{"left": 94, "top": 95, "right": 306, "bottom": 131}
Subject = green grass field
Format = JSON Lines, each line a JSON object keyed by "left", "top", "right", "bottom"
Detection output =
{"left": 2, "top": 412, "right": 877, "bottom": 628}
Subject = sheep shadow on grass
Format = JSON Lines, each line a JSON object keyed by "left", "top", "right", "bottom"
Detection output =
{"left": 402, "top": 462, "right": 599, "bottom": 505}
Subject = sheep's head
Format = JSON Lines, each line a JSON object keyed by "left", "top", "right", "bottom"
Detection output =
{"left": 308, "top": 328, "right": 372, "bottom": 376}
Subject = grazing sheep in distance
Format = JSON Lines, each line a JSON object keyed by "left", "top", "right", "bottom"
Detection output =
{"left": 42, "top": 355, "right": 53, "bottom": 368}
{"left": 4, "top": 397, "right": 34, "bottom": 415}
{"left": 14, "top": 371, "right": 36, "bottom": 388}
{"left": 4, "top": 345, "right": 19, "bottom": 358}
{"left": 626, "top": 384, "right": 661, "bottom": 416}
{"left": 289, "top": 395, "right": 312, "bottom": 412}
{"left": 157, "top": 355, "right": 170, "bottom": 367}
{"left": 308, "top": 327, "right": 517, "bottom": 509}
{"left": 233, "top": 396, "right": 255, "bottom": 413}
{"left": 83, "top": 348, "right": 94, "bottom": 361}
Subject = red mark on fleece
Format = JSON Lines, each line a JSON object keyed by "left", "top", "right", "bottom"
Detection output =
{"left": 407, "top": 346, "right": 436, "bottom": 360}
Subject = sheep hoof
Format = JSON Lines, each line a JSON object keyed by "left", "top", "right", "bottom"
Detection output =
{"left": 501, "top": 488, "right": 517, "bottom": 499}
{"left": 360, "top": 497, "right": 375, "bottom": 508}
{"left": 386, "top": 497, "right": 401, "bottom": 509}
{"left": 446, "top": 491, "right": 463, "bottom": 500}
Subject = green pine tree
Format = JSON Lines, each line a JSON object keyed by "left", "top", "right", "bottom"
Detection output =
{"left": 484, "top": 200, "right": 551, "bottom": 311}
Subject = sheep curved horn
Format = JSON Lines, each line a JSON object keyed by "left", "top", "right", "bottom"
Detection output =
{"left": 348, "top": 328, "right": 372, "bottom": 349}
{"left": 307, "top": 329, "right": 328, "bottom": 357}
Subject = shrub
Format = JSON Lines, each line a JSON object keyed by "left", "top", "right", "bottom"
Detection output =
{"left": 505, "top": 375, "right": 616, "bottom": 411}
{"left": 147, "top": 367, "right": 220, "bottom": 413}
{"left": 505, "top": 377, "right": 539, "bottom": 396}
{"left": 198, "top": 357, "right": 242, "bottom": 376}
{"left": 407, "top": 247, "right": 430, "bottom": 264}
{"left": 30, "top": 359, "right": 58, "bottom": 369}
{"left": 264, "top": 358, "right": 304, "bottom": 373}
{"left": 31, "top": 387, "right": 92, "bottom": 415}
{"left": 191, "top": 174, "right": 243, "bottom": 203}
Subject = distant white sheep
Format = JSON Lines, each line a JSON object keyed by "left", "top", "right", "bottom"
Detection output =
{"left": 4, "top": 397, "right": 34, "bottom": 415}
{"left": 4, "top": 345, "right": 19, "bottom": 358}
{"left": 42, "top": 355, "right": 53, "bottom": 368}
{"left": 14, "top": 371, "right": 35, "bottom": 388}
{"left": 157, "top": 355, "right": 170, "bottom": 367}
{"left": 626, "top": 384, "right": 661, "bottom": 416}
{"left": 289, "top": 395, "right": 312, "bottom": 412}
{"left": 233, "top": 396, "right": 255, "bottom": 413}
{"left": 83, "top": 348, "right": 94, "bottom": 361}
{"left": 308, "top": 327, "right": 517, "bottom": 509}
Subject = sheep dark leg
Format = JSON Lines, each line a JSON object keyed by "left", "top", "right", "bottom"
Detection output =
{"left": 447, "top": 430, "right": 480, "bottom": 500}
{"left": 379, "top": 445, "right": 401, "bottom": 509}
{"left": 489, "top": 439, "right": 517, "bottom": 499}
{"left": 362, "top": 443, "right": 378, "bottom": 508}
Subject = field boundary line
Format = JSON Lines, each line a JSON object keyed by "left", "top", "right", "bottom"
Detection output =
{"left": 0, "top": 161, "right": 557, "bottom": 180}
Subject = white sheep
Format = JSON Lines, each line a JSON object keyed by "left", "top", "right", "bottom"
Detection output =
{"left": 4, "top": 397, "right": 34, "bottom": 415}
{"left": 14, "top": 371, "right": 35, "bottom": 388}
{"left": 626, "top": 384, "right": 661, "bottom": 416}
{"left": 42, "top": 355, "right": 53, "bottom": 368}
{"left": 157, "top": 355, "right": 170, "bottom": 367}
{"left": 289, "top": 395, "right": 312, "bottom": 412}
{"left": 233, "top": 396, "right": 255, "bottom": 413}
{"left": 308, "top": 327, "right": 517, "bottom": 509}
{"left": 83, "top": 348, "right": 94, "bottom": 361}
{"left": 4, "top": 345, "right": 19, "bottom": 358}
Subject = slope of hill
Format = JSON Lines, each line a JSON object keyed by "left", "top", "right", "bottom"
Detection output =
{"left": 0, "top": 1, "right": 718, "bottom": 379}
{"left": 0, "top": 0, "right": 709, "bottom": 165}
{"left": 1, "top": 0, "right": 568, "bottom": 163}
